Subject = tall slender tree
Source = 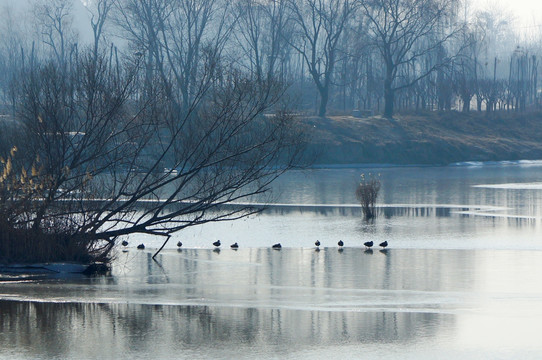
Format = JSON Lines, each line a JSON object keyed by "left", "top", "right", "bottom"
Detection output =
{"left": 287, "top": 0, "right": 356, "bottom": 117}
{"left": 360, "top": 0, "right": 462, "bottom": 117}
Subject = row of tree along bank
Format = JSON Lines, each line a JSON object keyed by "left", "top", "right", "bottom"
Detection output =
{"left": 305, "top": 111, "right": 542, "bottom": 165}
{"left": 1, "top": 0, "right": 541, "bottom": 120}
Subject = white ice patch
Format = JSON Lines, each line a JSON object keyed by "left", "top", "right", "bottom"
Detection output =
{"left": 473, "top": 182, "right": 542, "bottom": 190}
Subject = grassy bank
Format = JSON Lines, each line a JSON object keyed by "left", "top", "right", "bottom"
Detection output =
{"left": 305, "top": 111, "right": 542, "bottom": 165}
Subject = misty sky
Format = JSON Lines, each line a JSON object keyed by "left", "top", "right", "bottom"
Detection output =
{"left": 472, "top": 0, "right": 542, "bottom": 26}
{"left": 3, "top": 0, "right": 542, "bottom": 39}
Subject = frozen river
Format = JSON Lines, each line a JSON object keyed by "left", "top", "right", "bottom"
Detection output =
{"left": 2, "top": 161, "right": 542, "bottom": 359}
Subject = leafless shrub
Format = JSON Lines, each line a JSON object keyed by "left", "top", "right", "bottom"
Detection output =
{"left": 355, "top": 173, "right": 381, "bottom": 219}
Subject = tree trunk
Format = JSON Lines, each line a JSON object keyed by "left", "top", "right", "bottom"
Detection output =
{"left": 384, "top": 81, "right": 394, "bottom": 118}
{"left": 462, "top": 95, "right": 470, "bottom": 112}
{"left": 318, "top": 86, "right": 329, "bottom": 117}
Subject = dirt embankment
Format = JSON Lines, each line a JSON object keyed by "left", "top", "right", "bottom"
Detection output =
{"left": 303, "top": 111, "right": 542, "bottom": 165}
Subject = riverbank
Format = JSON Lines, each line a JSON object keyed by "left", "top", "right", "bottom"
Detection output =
{"left": 305, "top": 111, "right": 542, "bottom": 165}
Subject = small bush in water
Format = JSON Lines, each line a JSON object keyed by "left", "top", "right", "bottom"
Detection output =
{"left": 356, "top": 173, "right": 381, "bottom": 219}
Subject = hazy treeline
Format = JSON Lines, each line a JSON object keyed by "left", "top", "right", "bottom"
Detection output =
{"left": 0, "top": 0, "right": 539, "bottom": 118}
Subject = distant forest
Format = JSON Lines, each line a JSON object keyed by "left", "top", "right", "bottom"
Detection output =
{"left": 0, "top": 0, "right": 539, "bottom": 118}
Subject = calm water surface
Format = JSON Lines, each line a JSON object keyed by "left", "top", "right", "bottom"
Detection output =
{"left": 2, "top": 162, "right": 542, "bottom": 359}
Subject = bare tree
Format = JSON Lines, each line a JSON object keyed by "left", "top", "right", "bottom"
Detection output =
{"left": 287, "top": 0, "right": 355, "bottom": 117}
{"left": 33, "top": 0, "right": 79, "bottom": 66}
{"left": 0, "top": 4, "right": 31, "bottom": 114}
{"left": 234, "top": 0, "right": 290, "bottom": 85}
{"left": 115, "top": 0, "right": 233, "bottom": 114}
{"left": 452, "top": 58, "right": 476, "bottom": 112}
{"left": 360, "top": 0, "right": 462, "bottom": 117}
{"left": 86, "top": 0, "right": 115, "bottom": 60}
{"left": 1, "top": 42, "right": 306, "bottom": 264}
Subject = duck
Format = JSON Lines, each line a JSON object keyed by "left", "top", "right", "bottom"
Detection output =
{"left": 121, "top": 240, "right": 129, "bottom": 247}
{"left": 315, "top": 240, "right": 321, "bottom": 247}
{"left": 338, "top": 240, "right": 344, "bottom": 247}
{"left": 137, "top": 243, "right": 145, "bottom": 250}
{"left": 379, "top": 241, "right": 388, "bottom": 249}
{"left": 230, "top": 242, "right": 239, "bottom": 249}
{"left": 272, "top": 243, "right": 282, "bottom": 249}
{"left": 177, "top": 241, "right": 183, "bottom": 248}
{"left": 364, "top": 241, "right": 373, "bottom": 249}
{"left": 213, "top": 240, "right": 221, "bottom": 248}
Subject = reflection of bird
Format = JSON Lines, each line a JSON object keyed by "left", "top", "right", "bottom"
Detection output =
{"left": 137, "top": 243, "right": 145, "bottom": 250}
{"left": 272, "top": 243, "right": 282, "bottom": 249}
{"left": 315, "top": 240, "right": 321, "bottom": 247}
{"left": 231, "top": 242, "right": 239, "bottom": 249}
{"left": 177, "top": 241, "right": 183, "bottom": 248}
{"left": 213, "top": 240, "right": 221, "bottom": 248}
{"left": 121, "top": 240, "right": 129, "bottom": 247}
{"left": 379, "top": 241, "right": 388, "bottom": 249}
{"left": 364, "top": 241, "right": 373, "bottom": 249}
{"left": 338, "top": 240, "right": 344, "bottom": 247}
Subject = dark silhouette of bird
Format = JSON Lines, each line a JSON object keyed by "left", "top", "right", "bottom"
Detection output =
{"left": 230, "top": 242, "right": 239, "bottom": 249}
{"left": 338, "top": 240, "right": 344, "bottom": 247}
{"left": 379, "top": 241, "right": 388, "bottom": 249}
{"left": 272, "top": 243, "right": 282, "bottom": 249}
{"left": 177, "top": 241, "right": 183, "bottom": 248}
{"left": 137, "top": 243, "right": 145, "bottom": 250}
{"left": 213, "top": 240, "right": 221, "bottom": 248}
{"left": 315, "top": 240, "right": 321, "bottom": 247}
{"left": 364, "top": 241, "right": 373, "bottom": 249}
{"left": 121, "top": 240, "right": 129, "bottom": 247}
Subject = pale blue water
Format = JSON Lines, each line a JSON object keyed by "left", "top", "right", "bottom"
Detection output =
{"left": 135, "top": 161, "right": 542, "bottom": 251}
{"left": 2, "top": 162, "right": 542, "bottom": 359}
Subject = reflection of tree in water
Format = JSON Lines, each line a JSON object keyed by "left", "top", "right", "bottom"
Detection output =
{"left": 0, "top": 248, "right": 476, "bottom": 357}
{"left": 263, "top": 205, "right": 458, "bottom": 219}
{"left": 380, "top": 206, "right": 452, "bottom": 219}
{"left": 0, "top": 299, "right": 453, "bottom": 357}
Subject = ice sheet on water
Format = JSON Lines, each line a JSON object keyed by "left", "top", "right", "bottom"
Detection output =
{"left": 450, "top": 160, "right": 542, "bottom": 167}
{"left": 473, "top": 182, "right": 542, "bottom": 189}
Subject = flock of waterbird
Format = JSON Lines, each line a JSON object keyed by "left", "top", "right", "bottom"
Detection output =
{"left": 123, "top": 239, "right": 388, "bottom": 251}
